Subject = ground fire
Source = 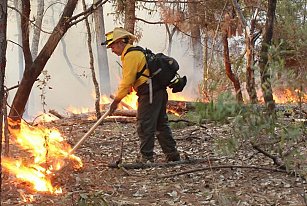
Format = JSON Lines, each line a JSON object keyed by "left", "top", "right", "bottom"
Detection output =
{"left": 2, "top": 118, "right": 83, "bottom": 196}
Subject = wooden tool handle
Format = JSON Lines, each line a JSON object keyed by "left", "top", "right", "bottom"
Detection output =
{"left": 69, "top": 109, "right": 110, "bottom": 155}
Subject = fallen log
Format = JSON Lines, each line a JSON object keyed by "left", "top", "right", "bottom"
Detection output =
{"left": 49, "top": 109, "right": 65, "bottom": 119}
{"left": 108, "top": 157, "right": 219, "bottom": 169}
{"left": 168, "top": 100, "right": 195, "bottom": 109}
{"left": 112, "top": 109, "right": 137, "bottom": 117}
{"left": 104, "top": 116, "right": 136, "bottom": 123}
{"left": 167, "top": 100, "right": 196, "bottom": 114}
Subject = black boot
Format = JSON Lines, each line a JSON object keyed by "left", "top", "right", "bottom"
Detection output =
{"left": 165, "top": 152, "right": 180, "bottom": 162}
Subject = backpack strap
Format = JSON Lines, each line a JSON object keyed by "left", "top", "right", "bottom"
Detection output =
{"left": 124, "top": 46, "right": 153, "bottom": 103}
{"left": 124, "top": 46, "right": 149, "bottom": 80}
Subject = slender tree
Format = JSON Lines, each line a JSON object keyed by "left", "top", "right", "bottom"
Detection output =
{"left": 0, "top": 0, "right": 8, "bottom": 199}
{"left": 13, "top": 0, "right": 23, "bottom": 81}
{"left": 31, "top": 0, "right": 44, "bottom": 58}
{"left": 222, "top": 15, "right": 243, "bottom": 103}
{"left": 187, "top": 0, "right": 203, "bottom": 71}
{"left": 259, "top": 0, "right": 276, "bottom": 114}
{"left": 82, "top": 0, "right": 101, "bottom": 118}
{"left": 93, "top": 0, "right": 111, "bottom": 95}
{"left": 230, "top": 0, "right": 258, "bottom": 103}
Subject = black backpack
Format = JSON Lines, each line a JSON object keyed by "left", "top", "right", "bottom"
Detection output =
{"left": 124, "top": 46, "right": 187, "bottom": 93}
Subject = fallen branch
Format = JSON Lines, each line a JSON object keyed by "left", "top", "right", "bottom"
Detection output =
{"left": 158, "top": 165, "right": 287, "bottom": 178}
{"left": 104, "top": 117, "right": 136, "bottom": 123}
{"left": 49, "top": 109, "right": 65, "bottom": 119}
{"left": 112, "top": 109, "right": 137, "bottom": 117}
{"left": 251, "top": 143, "right": 286, "bottom": 169}
{"left": 252, "top": 143, "right": 306, "bottom": 181}
{"left": 108, "top": 157, "right": 219, "bottom": 169}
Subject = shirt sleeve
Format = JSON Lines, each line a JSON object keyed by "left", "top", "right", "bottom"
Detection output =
{"left": 115, "top": 52, "right": 142, "bottom": 100}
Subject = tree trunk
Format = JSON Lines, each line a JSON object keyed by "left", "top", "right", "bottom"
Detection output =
{"left": 259, "top": 0, "right": 276, "bottom": 114}
{"left": 188, "top": 0, "right": 203, "bottom": 71}
{"left": 231, "top": 0, "right": 258, "bottom": 103}
{"left": 245, "top": 19, "right": 258, "bottom": 104}
{"left": 82, "top": 0, "right": 101, "bottom": 119}
{"left": 9, "top": 0, "right": 79, "bottom": 121}
{"left": 0, "top": 0, "right": 8, "bottom": 198}
{"left": 14, "top": 0, "right": 24, "bottom": 81}
{"left": 25, "top": 0, "right": 44, "bottom": 118}
{"left": 202, "top": 25, "right": 209, "bottom": 102}
{"left": 31, "top": 0, "right": 44, "bottom": 58}
{"left": 93, "top": 0, "right": 111, "bottom": 95}
{"left": 222, "top": 27, "right": 243, "bottom": 103}
{"left": 165, "top": 24, "right": 176, "bottom": 56}
{"left": 124, "top": 0, "right": 136, "bottom": 33}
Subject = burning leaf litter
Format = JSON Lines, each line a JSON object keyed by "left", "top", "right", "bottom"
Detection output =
{"left": 2, "top": 118, "right": 83, "bottom": 197}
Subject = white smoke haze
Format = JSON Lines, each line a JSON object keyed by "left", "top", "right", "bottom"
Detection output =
{"left": 6, "top": 2, "right": 201, "bottom": 120}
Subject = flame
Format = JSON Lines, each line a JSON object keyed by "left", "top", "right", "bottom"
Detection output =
{"left": 273, "top": 88, "right": 307, "bottom": 104}
{"left": 67, "top": 106, "right": 90, "bottom": 114}
{"left": 2, "top": 118, "right": 82, "bottom": 195}
{"left": 122, "top": 91, "right": 138, "bottom": 110}
{"left": 100, "top": 95, "right": 111, "bottom": 105}
{"left": 121, "top": 90, "right": 191, "bottom": 110}
{"left": 2, "top": 158, "right": 57, "bottom": 192}
{"left": 167, "top": 108, "right": 181, "bottom": 116}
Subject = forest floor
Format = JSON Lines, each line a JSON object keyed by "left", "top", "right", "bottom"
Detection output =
{"left": 1, "top": 104, "right": 307, "bottom": 206}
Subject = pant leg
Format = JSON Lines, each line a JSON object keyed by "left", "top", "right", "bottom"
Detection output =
{"left": 137, "top": 91, "right": 162, "bottom": 158}
{"left": 155, "top": 90, "right": 179, "bottom": 158}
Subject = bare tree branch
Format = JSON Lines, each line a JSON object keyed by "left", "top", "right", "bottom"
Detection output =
{"left": 135, "top": 17, "right": 164, "bottom": 24}
{"left": 7, "top": 40, "right": 22, "bottom": 48}
{"left": 68, "top": 0, "right": 109, "bottom": 27}
{"left": 8, "top": 6, "right": 52, "bottom": 34}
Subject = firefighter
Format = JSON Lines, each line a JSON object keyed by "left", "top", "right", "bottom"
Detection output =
{"left": 102, "top": 27, "right": 180, "bottom": 163}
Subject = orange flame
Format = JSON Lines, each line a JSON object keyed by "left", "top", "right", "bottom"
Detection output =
{"left": 167, "top": 108, "right": 181, "bottom": 116}
{"left": 273, "top": 88, "right": 307, "bottom": 104}
{"left": 2, "top": 118, "right": 82, "bottom": 195}
{"left": 121, "top": 90, "right": 191, "bottom": 110}
{"left": 67, "top": 106, "right": 90, "bottom": 114}
{"left": 122, "top": 91, "right": 138, "bottom": 110}
{"left": 100, "top": 95, "right": 111, "bottom": 105}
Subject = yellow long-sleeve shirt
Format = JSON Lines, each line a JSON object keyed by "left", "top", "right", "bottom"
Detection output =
{"left": 114, "top": 44, "right": 149, "bottom": 100}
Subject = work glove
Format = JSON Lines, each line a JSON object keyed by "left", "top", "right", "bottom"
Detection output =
{"left": 109, "top": 99, "right": 121, "bottom": 115}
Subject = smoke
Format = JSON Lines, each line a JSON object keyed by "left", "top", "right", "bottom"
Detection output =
{"left": 6, "top": 3, "right": 200, "bottom": 120}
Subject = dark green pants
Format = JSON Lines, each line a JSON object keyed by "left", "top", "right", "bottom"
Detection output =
{"left": 137, "top": 89, "right": 178, "bottom": 159}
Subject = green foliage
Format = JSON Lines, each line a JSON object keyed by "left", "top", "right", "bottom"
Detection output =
{"left": 232, "top": 105, "right": 277, "bottom": 140}
{"left": 208, "top": 99, "right": 306, "bottom": 164}
{"left": 194, "top": 92, "right": 242, "bottom": 123}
